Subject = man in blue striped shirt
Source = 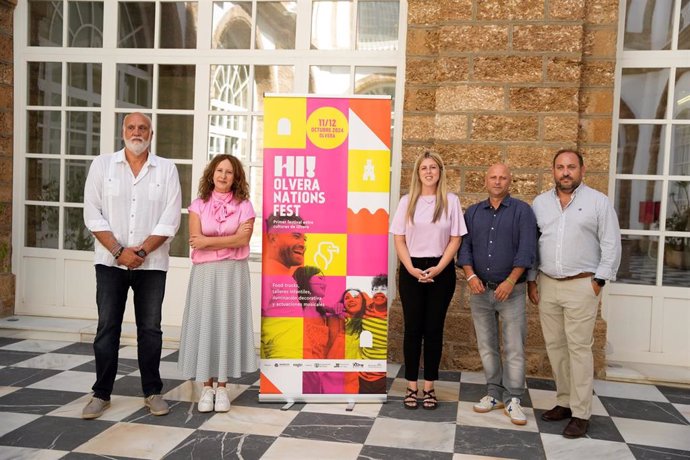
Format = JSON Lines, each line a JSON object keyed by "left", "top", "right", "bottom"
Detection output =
{"left": 458, "top": 164, "right": 537, "bottom": 426}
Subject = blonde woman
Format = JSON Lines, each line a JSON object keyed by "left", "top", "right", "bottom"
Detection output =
{"left": 390, "top": 151, "right": 466, "bottom": 410}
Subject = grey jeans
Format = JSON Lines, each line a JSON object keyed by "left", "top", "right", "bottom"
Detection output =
{"left": 470, "top": 282, "right": 526, "bottom": 404}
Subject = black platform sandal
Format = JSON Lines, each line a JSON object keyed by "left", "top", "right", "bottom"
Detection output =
{"left": 422, "top": 389, "right": 438, "bottom": 410}
{"left": 403, "top": 387, "right": 418, "bottom": 410}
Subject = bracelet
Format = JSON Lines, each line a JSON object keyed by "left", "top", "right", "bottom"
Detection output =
{"left": 505, "top": 278, "right": 515, "bottom": 286}
{"left": 113, "top": 246, "right": 124, "bottom": 259}
{"left": 466, "top": 274, "right": 477, "bottom": 282}
{"left": 109, "top": 242, "right": 121, "bottom": 256}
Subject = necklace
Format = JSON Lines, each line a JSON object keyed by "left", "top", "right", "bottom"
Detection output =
{"left": 420, "top": 195, "right": 435, "bottom": 204}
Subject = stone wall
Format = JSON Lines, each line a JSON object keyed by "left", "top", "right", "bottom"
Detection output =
{"left": 0, "top": 0, "right": 15, "bottom": 318}
{"left": 391, "top": 0, "right": 619, "bottom": 379}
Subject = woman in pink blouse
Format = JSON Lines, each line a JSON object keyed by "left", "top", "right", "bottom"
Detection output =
{"left": 178, "top": 155, "right": 258, "bottom": 413}
{"left": 390, "top": 151, "right": 467, "bottom": 410}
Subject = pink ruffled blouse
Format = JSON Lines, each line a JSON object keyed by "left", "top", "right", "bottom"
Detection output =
{"left": 188, "top": 191, "right": 255, "bottom": 264}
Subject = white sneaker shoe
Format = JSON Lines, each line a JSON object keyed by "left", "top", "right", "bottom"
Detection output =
{"left": 473, "top": 395, "right": 504, "bottom": 413}
{"left": 504, "top": 397, "right": 527, "bottom": 425}
{"left": 198, "top": 386, "right": 215, "bottom": 413}
{"left": 214, "top": 386, "right": 230, "bottom": 412}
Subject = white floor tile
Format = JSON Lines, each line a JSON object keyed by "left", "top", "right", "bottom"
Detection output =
{"left": 0, "top": 339, "right": 74, "bottom": 353}
{"left": 674, "top": 403, "right": 690, "bottom": 424}
{"left": 130, "top": 360, "right": 186, "bottom": 380}
{"left": 453, "top": 454, "right": 509, "bottom": 460}
{"left": 301, "top": 401, "right": 382, "bottom": 417}
{"left": 365, "top": 417, "right": 455, "bottom": 452}
{"left": 459, "top": 371, "right": 487, "bottom": 385}
{"left": 0, "top": 386, "right": 20, "bottom": 398}
{"left": 456, "top": 401, "right": 539, "bottom": 432}
{"left": 540, "top": 432, "right": 634, "bottom": 460}
{"left": 116, "top": 346, "right": 140, "bottom": 360}
{"left": 27, "top": 370, "right": 111, "bottom": 393}
{"left": 12, "top": 353, "right": 95, "bottom": 371}
{"left": 73, "top": 422, "right": 194, "bottom": 459}
{"left": 528, "top": 389, "right": 608, "bottom": 416}
{"left": 592, "top": 379, "right": 667, "bottom": 402}
{"left": 199, "top": 405, "right": 298, "bottom": 436}
{"left": 386, "top": 362, "right": 401, "bottom": 378}
{"left": 0, "top": 411, "right": 41, "bottom": 437}
{"left": 0, "top": 446, "right": 68, "bottom": 460}
{"left": 613, "top": 416, "right": 690, "bottom": 451}
{"left": 261, "top": 437, "right": 362, "bottom": 460}
{"left": 49, "top": 393, "right": 144, "bottom": 421}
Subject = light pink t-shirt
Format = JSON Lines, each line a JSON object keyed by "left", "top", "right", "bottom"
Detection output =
{"left": 389, "top": 193, "right": 467, "bottom": 257}
{"left": 188, "top": 191, "right": 255, "bottom": 264}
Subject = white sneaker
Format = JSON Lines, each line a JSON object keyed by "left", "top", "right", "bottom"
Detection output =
{"left": 504, "top": 397, "right": 527, "bottom": 425}
{"left": 473, "top": 395, "right": 504, "bottom": 413}
{"left": 198, "top": 386, "right": 215, "bottom": 413}
{"left": 214, "top": 386, "right": 230, "bottom": 412}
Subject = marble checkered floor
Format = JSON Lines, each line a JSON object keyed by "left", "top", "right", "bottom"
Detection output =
{"left": 0, "top": 337, "right": 689, "bottom": 459}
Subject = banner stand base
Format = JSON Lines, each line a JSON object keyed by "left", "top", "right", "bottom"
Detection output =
{"left": 346, "top": 401, "right": 355, "bottom": 412}
{"left": 259, "top": 394, "right": 386, "bottom": 404}
{"left": 281, "top": 401, "right": 295, "bottom": 411}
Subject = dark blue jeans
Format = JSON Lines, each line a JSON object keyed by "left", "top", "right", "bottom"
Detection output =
{"left": 92, "top": 265, "right": 167, "bottom": 400}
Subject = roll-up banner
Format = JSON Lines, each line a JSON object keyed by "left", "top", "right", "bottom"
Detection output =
{"left": 260, "top": 95, "right": 391, "bottom": 403}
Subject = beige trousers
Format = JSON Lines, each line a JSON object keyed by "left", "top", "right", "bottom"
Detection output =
{"left": 538, "top": 273, "right": 600, "bottom": 420}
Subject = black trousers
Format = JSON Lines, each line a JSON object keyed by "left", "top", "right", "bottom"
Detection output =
{"left": 398, "top": 258, "right": 456, "bottom": 381}
{"left": 92, "top": 265, "right": 166, "bottom": 400}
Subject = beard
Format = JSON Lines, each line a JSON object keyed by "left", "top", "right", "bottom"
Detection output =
{"left": 556, "top": 177, "right": 581, "bottom": 192}
{"left": 279, "top": 245, "right": 304, "bottom": 268}
{"left": 125, "top": 137, "right": 151, "bottom": 156}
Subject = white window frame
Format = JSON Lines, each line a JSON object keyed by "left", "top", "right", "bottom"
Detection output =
{"left": 610, "top": 0, "right": 690, "bottom": 287}
{"left": 12, "top": 0, "right": 408, "bottom": 315}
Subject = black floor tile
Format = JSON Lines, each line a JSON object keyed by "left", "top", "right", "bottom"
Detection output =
{"left": 227, "top": 370, "right": 260, "bottom": 385}
{"left": 163, "top": 430, "right": 274, "bottom": 460}
{"left": 527, "top": 377, "right": 557, "bottom": 391}
{"left": 454, "top": 425, "right": 546, "bottom": 460}
{"left": 282, "top": 411, "right": 374, "bottom": 444}
{"left": 534, "top": 412, "right": 625, "bottom": 442}
{"left": 0, "top": 366, "right": 62, "bottom": 387}
{"left": 52, "top": 342, "right": 96, "bottom": 356}
{"left": 0, "top": 416, "right": 114, "bottom": 450}
{"left": 161, "top": 351, "right": 179, "bottom": 362}
{"left": 656, "top": 385, "right": 690, "bottom": 405}
{"left": 0, "top": 350, "right": 41, "bottom": 366}
{"left": 0, "top": 388, "right": 84, "bottom": 415}
{"left": 61, "top": 453, "right": 136, "bottom": 460}
{"left": 0, "top": 337, "right": 23, "bottom": 348}
{"left": 71, "top": 358, "right": 137, "bottom": 375}
{"left": 628, "top": 443, "right": 690, "bottom": 460}
{"left": 122, "top": 399, "right": 216, "bottom": 429}
{"left": 458, "top": 382, "right": 487, "bottom": 402}
{"left": 378, "top": 396, "right": 458, "bottom": 423}
{"left": 599, "top": 396, "right": 690, "bottom": 425}
{"left": 358, "top": 445, "right": 454, "bottom": 459}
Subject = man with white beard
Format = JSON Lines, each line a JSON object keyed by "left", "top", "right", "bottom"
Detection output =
{"left": 82, "top": 112, "right": 182, "bottom": 419}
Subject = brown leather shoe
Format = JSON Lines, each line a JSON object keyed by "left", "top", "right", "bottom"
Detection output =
{"left": 563, "top": 417, "right": 589, "bottom": 438}
{"left": 541, "top": 405, "right": 572, "bottom": 421}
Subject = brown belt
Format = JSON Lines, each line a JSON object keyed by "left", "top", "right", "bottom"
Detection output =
{"left": 542, "top": 271, "right": 594, "bottom": 281}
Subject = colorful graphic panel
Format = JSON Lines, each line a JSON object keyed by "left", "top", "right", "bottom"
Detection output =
{"left": 260, "top": 95, "right": 391, "bottom": 402}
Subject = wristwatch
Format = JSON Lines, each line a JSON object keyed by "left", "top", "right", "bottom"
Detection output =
{"left": 135, "top": 249, "right": 147, "bottom": 258}
{"left": 593, "top": 277, "right": 606, "bottom": 287}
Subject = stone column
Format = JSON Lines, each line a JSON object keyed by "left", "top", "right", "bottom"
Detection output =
{"left": 0, "top": 0, "right": 17, "bottom": 318}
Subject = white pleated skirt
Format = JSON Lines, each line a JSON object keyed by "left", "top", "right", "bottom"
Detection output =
{"left": 177, "top": 259, "right": 258, "bottom": 382}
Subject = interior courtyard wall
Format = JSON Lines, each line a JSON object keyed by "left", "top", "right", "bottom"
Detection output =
{"left": 391, "top": 0, "right": 619, "bottom": 378}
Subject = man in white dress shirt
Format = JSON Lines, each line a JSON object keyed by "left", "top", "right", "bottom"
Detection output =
{"left": 81, "top": 112, "right": 182, "bottom": 419}
{"left": 528, "top": 149, "right": 621, "bottom": 438}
